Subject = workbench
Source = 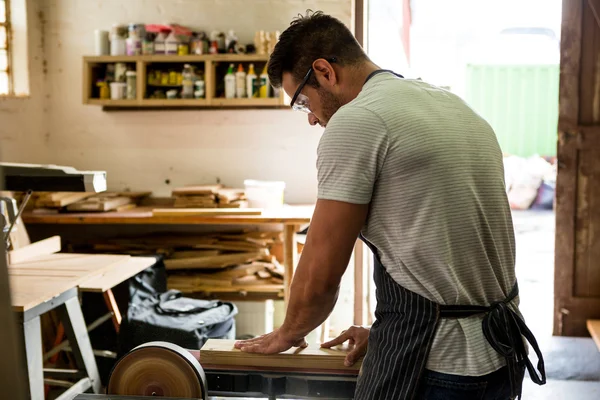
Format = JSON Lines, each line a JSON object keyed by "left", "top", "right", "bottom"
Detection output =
{"left": 8, "top": 251, "right": 156, "bottom": 399}
{"left": 22, "top": 204, "right": 371, "bottom": 341}
{"left": 22, "top": 205, "right": 314, "bottom": 305}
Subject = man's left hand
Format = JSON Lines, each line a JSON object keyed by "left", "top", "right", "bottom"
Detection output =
{"left": 234, "top": 328, "right": 307, "bottom": 354}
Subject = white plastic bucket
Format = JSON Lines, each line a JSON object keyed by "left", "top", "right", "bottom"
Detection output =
{"left": 244, "top": 179, "right": 286, "bottom": 209}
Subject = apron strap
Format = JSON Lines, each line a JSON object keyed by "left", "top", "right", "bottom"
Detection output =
{"left": 439, "top": 282, "right": 546, "bottom": 400}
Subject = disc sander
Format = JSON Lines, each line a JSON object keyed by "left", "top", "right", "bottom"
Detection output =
{"left": 107, "top": 341, "right": 207, "bottom": 399}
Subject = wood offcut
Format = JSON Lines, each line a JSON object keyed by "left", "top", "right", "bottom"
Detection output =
{"left": 200, "top": 339, "right": 362, "bottom": 372}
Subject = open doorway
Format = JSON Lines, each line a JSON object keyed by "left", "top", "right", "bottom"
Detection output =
{"left": 365, "top": 0, "right": 600, "bottom": 398}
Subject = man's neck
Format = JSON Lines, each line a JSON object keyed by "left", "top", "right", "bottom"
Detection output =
{"left": 340, "top": 61, "right": 381, "bottom": 105}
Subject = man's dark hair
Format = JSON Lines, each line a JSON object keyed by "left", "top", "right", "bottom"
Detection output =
{"left": 267, "top": 10, "right": 368, "bottom": 89}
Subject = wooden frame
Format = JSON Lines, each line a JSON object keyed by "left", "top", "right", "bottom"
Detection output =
{"left": 0, "top": 0, "right": 13, "bottom": 95}
{"left": 82, "top": 54, "right": 287, "bottom": 110}
{"left": 554, "top": 0, "right": 600, "bottom": 336}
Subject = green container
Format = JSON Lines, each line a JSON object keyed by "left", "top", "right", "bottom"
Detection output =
{"left": 464, "top": 64, "right": 559, "bottom": 157}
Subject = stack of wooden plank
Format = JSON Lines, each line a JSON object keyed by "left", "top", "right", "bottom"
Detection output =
{"left": 26, "top": 191, "right": 151, "bottom": 213}
{"left": 172, "top": 184, "right": 246, "bottom": 208}
{"left": 69, "top": 230, "right": 284, "bottom": 296}
{"left": 66, "top": 191, "right": 151, "bottom": 212}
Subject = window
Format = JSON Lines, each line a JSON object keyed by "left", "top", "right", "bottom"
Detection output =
{"left": 0, "top": 0, "right": 11, "bottom": 95}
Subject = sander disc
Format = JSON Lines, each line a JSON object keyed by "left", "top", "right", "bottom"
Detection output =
{"left": 107, "top": 341, "right": 207, "bottom": 399}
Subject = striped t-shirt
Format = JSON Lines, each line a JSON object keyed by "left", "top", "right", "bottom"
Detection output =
{"left": 316, "top": 71, "right": 520, "bottom": 376}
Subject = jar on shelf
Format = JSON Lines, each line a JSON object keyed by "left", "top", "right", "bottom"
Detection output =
{"left": 126, "top": 70, "right": 137, "bottom": 99}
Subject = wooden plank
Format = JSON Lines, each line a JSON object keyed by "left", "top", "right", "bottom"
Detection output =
{"left": 21, "top": 204, "right": 314, "bottom": 225}
{"left": 587, "top": 319, "right": 600, "bottom": 351}
{"left": 66, "top": 196, "right": 132, "bottom": 212}
{"left": 103, "top": 290, "right": 122, "bottom": 332}
{"left": 152, "top": 208, "right": 262, "bottom": 217}
{"left": 164, "top": 250, "right": 268, "bottom": 270}
{"left": 35, "top": 192, "right": 94, "bottom": 208}
{"left": 9, "top": 276, "right": 82, "bottom": 312}
{"left": 557, "top": 0, "right": 583, "bottom": 131}
{"left": 554, "top": 0, "right": 585, "bottom": 336}
{"left": 79, "top": 256, "right": 156, "bottom": 293}
{"left": 172, "top": 184, "right": 222, "bottom": 196}
{"left": 578, "top": 0, "right": 600, "bottom": 124}
{"left": 8, "top": 236, "right": 61, "bottom": 264}
{"left": 200, "top": 339, "right": 361, "bottom": 371}
{"left": 171, "top": 250, "right": 221, "bottom": 259}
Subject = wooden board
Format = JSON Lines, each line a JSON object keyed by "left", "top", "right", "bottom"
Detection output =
{"left": 199, "top": 339, "right": 362, "bottom": 372}
{"left": 9, "top": 253, "right": 132, "bottom": 311}
{"left": 9, "top": 275, "right": 82, "bottom": 312}
{"left": 8, "top": 235, "right": 61, "bottom": 264}
{"left": 66, "top": 196, "right": 132, "bottom": 212}
{"left": 152, "top": 208, "right": 262, "bottom": 217}
{"left": 35, "top": 192, "right": 94, "bottom": 208}
{"left": 587, "top": 320, "right": 600, "bottom": 351}
{"left": 553, "top": 0, "right": 600, "bottom": 336}
{"left": 21, "top": 204, "right": 314, "bottom": 225}
{"left": 79, "top": 256, "right": 157, "bottom": 293}
{"left": 172, "top": 185, "right": 223, "bottom": 196}
{"left": 164, "top": 250, "right": 267, "bottom": 270}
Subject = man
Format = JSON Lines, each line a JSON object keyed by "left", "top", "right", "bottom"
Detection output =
{"left": 234, "top": 11, "right": 546, "bottom": 400}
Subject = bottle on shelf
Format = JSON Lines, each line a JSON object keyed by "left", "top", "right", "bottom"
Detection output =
{"left": 126, "top": 24, "right": 142, "bottom": 55}
{"left": 165, "top": 30, "right": 179, "bottom": 55}
{"left": 224, "top": 63, "right": 236, "bottom": 99}
{"left": 182, "top": 64, "right": 195, "bottom": 99}
{"left": 154, "top": 29, "right": 168, "bottom": 54}
{"left": 110, "top": 24, "right": 126, "bottom": 56}
{"left": 235, "top": 64, "right": 246, "bottom": 98}
{"left": 259, "top": 64, "right": 270, "bottom": 98}
{"left": 246, "top": 63, "right": 257, "bottom": 98}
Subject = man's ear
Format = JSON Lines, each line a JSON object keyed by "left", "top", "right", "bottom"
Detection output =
{"left": 312, "top": 59, "right": 337, "bottom": 87}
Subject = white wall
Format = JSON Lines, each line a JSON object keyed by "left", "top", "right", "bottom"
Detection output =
{"left": 1, "top": 0, "right": 358, "bottom": 337}
{"left": 41, "top": 0, "right": 352, "bottom": 203}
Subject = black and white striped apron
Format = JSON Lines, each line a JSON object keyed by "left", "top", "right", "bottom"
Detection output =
{"left": 354, "top": 235, "right": 546, "bottom": 400}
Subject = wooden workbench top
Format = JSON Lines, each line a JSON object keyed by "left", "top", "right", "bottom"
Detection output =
{"left": 8, "top": 253, "right": 152, "bottom": 312}
{"left": 21, "top": 205, "right": 314, "bottom": 226}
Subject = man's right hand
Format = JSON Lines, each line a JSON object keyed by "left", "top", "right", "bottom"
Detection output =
{"left": 320, "top": 325, "right": 370, "bottom": 366}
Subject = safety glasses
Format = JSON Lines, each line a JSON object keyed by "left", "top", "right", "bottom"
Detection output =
{"left": 290, "top": 57, "right": 337, "bottom": 114}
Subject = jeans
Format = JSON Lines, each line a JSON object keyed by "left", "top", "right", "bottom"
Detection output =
{"left": 415, "top": 366, "right": 524, "bottom": 400}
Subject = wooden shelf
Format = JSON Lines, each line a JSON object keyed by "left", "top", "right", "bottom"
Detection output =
{"left": 86, "top": 99, "right": 138, "bottom": 106}
{"left": 210, "top": 98, "right": 284, "bottom": 107}
{"left": 142, "top": 98, "right": 209, "bottom": 106}
{"left": 83, "top": 54, "right": 284, "bottom": 110}
{"left": 84, "top": 54, "right": 270, "bottom": 63}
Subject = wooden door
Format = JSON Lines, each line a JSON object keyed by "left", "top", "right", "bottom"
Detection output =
{"left": 554, "top": 0, "right": 600, "bottom": 336}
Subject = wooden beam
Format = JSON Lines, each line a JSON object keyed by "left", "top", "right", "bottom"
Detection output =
{"left": 554, "top": 0, "right": 585, "bottom": 336}
{"left": 200, "top": 339, "right": 361, "bottom": 372}
{"left": 354, "top": 0, "right": 366, "bottom": 47}
{"left": 8, "top": 236, "right": 61, "bottom": 265}
{"left": 103, "top": 290, "right": 121, "bottom": 333}
{"left": 586, "top": 320, "right": 600, "bottom": 350}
